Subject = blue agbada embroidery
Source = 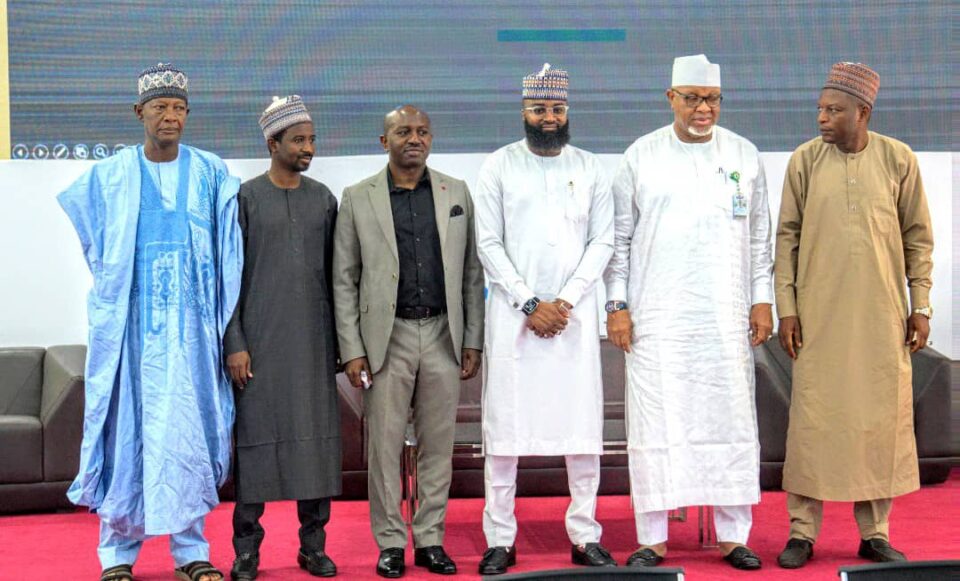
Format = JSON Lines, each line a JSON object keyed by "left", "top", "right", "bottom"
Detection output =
{"left": 57, "top": 145, "right": 242, "bottom": 537}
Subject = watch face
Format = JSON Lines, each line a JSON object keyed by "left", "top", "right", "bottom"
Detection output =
{"left": 522, "top": 298, "right": 539, "bottom": 315}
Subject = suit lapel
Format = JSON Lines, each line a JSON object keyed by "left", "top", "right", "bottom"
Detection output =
{"left": 432, "top": 170, "right": 450, "bottom": 250}
{"left": 368, "top": 168, "right": 399, "bottom": 262}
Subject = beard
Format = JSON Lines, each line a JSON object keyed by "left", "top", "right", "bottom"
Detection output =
{"left": 684, "top": 123, "right": 714, "bottom": 138}
{"left": 524, "top": 119, "right": 570, "bottom": 150}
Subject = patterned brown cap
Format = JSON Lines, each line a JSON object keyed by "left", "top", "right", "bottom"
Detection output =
{"left": 823, "top": 62, "right": 879, "bottom": 107}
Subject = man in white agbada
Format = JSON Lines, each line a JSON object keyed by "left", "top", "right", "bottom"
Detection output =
{"left": 474, "top": 64, "right": 615, "bottom": 576}
{"left": 604, "top": 54, "right": 773, "bottom": 571}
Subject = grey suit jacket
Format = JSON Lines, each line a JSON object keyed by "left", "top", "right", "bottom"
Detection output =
{"left": 333, "top": 166, "right": 485, "bottom": 374}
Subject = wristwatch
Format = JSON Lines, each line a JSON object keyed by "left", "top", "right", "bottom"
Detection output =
{"left": 605, "top": 300, "right": 628, "bottom": 313}
{"left": 913, "top": 306, "right": 933, "bottom": 319}
{"left": 521, "top": 297, "right": 541, "bottom": 316}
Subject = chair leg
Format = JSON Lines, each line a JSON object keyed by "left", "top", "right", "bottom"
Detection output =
{"left": 401, "top": 436, "right": 418, "bottom": 527}
{"left": 699, "top": 505, "right": 717, "bottom": 548}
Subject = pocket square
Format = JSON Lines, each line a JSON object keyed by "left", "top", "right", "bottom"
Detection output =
{"left": 450, "top": 205, "right": 464, "bottom": 217}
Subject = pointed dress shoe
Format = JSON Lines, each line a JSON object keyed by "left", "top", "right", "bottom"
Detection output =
{"left": 571, "top": 543, "right": 617, "bottom": 567}
{"left": 858, "top": 538, "right": 907, "bottom": 562}
{"left": 414, "top": 546, "right": 457, "bottom": 575}
{"left": 777, "top": 538, "right": 814, "bottom": 569}
{"left": 298, "top": 548, "right": 337, "bottom": 577}
{"left": 478, "top": 546, "right": 516, "bottom": 575}
{"left": 230, "top": 552, "right": 259, "bottom": 580}
{"left": 723, "top": 546, "right": 762, "bottom": 570}
{"left": 626, "top": 547, "right": 664, "bottom": 567}
{"left": 377, "top": 547, "right": 405, "bottom": 578}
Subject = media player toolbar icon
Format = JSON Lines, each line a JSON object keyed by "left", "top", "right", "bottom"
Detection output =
{"left": 93, "top": 143, "right": 109, "bottom": 160}
{"left": 53, "top": 143, "right": 70, "bottom": 159}
{"left": 73, "top": 144, "right": 89, "bottom": 160}
{"left": 32, "top": 144, "right": 49, "bottom": 159}
{"left": 12, "top": 144, "right": 29, "bottom": 159}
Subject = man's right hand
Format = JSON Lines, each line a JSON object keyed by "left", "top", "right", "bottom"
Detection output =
{"left": 227, "top": 351, "right": 253, "bottom": 388}
{"left": 526, "top": 301, "right": 569, "bottom": 338}
{"left": 344, "top": 357, "right": 372, "bottom": 389}
{"left": 778, "top": 316, "right": 803, "bottom": 359}
{"left": 607, "top": 310, "right": 633, "bottom": 353}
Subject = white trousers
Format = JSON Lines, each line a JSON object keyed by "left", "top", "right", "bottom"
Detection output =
{"left": 482, "top": 454, "right": 602, "bottom": 547}
{"left": 634, "top": 504, "right": 753, "bottom": 546}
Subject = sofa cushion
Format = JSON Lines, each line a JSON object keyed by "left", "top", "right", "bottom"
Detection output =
{"left": 0, "top": 415, "right": 43, "bottom": 482}
{"left": 0, "top": 348, "right": 45, "bottom": 416}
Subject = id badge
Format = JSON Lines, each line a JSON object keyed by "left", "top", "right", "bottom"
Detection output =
{"left": 732, "top": 193, "right": 748, "bottom": 218}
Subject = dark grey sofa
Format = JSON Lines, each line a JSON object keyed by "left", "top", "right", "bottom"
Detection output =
{"left": 0, "top": 345, "right": 86, "bottom": 513}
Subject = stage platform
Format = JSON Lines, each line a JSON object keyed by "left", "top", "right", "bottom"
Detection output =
{"left": 1, "top": 471, "right": 957, "bottom": 580}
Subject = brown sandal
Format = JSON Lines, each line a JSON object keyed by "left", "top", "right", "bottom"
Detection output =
{"left": 100, "top": 564, "right": 134, "bottom": 581}
{"left": 174, "top": 560, "right": 223, "bottom": 581}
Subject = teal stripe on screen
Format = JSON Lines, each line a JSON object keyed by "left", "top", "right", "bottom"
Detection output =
{"left": 497, "top": 29, "right": 626, "bottom": 42}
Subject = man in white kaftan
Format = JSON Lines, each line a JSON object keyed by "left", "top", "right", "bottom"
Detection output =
{"left": 604, "top": 55, "right": 773, "bottom": 571}
{"left": 474, "top": 64, "right": 616, "bottom": 575}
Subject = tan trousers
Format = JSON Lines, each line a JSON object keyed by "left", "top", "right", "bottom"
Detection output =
{"left": 787, "top": 493, "right": 892, "bottom": 543}
{"left": 363, "top": 315, "right": 461, "bottom": 550}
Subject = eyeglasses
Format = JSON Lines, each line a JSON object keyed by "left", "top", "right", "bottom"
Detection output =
{"left": 671, "top": 89, "right": 723, "bottom": 108}
{"left": 522, "top": 105, "right": 570, "bottom": 116}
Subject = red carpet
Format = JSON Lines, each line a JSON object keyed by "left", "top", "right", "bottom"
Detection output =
{"left": 2, "top": 471, "right": 957, "bottom": 580}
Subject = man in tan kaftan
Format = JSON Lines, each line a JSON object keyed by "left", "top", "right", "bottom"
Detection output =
{"left": 773, "top": 62, "right": 934, "bottom": 569}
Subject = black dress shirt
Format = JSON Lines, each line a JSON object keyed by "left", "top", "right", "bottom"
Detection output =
{"left": 388, "top": 168, "right": 446, "bottom": 311}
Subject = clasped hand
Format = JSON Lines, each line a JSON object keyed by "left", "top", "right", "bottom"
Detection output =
{"left": 526, "top": 299, "right": 571, "bottom": 339}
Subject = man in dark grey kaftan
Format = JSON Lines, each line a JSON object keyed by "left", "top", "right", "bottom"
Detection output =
{"left": 224, "top": 96, "right": 341, "bottom": 579}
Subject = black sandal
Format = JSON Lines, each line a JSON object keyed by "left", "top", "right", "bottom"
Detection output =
{"left": 174, "top": 560, "right": 223, "bottom": 581}
{"left": 100, "top": 564, "right": 134, "bottom": 581}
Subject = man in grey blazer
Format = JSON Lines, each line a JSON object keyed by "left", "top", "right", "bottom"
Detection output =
{"left": 333, "top": 105, "right": 485, "bottom": 578}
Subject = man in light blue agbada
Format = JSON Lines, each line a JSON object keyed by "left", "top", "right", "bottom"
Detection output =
{"left": 58, "top": 63, "right": 242, "bottom": 581}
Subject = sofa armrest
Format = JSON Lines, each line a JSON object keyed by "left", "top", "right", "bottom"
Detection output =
{"left": 754, "top": 342, "right": 792, "bottom": 463}
{"left": 337, "top": 373, "right": 366, "bottom": 471}
{"left": 40, "top": 345, "right": 86, "bottom": 482}
{"left": 911, "top": 348, "right": 954, "bottom": 458}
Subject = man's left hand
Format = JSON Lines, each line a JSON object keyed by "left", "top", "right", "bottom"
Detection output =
{"left": 905, "top": 313, "right": 930, "bottom": 353}
{"left": 749, "top": 303, "right": 774, "bottom": 347}
{"left": 461, "top": 348, "right": 482, "bottom": 379}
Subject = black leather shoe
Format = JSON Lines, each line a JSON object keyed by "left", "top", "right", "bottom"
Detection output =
{"left": 478, "top": 546, "right": 516, "bottom": 575}
{"left": 626, "top": 548, "right": 663, "bottom": 567}
{"left": 298, "top": 549, "right": 337, "bottom": 577}
{"left": 377, "top": 547, "right": 405, "bottom": 578}
{"left": 777, "top": 538, "right": 814, "bottom": 569}
{"left": 571, "top": 543, "right": 617, "bottom": 567}
{"left": 723, "top": 546, "right": 762, "bottom": 570}
{"left": 230, "top": 552, "right": 259, "bottom": 580}
{"left": 414, "top": 546, "right": 457, "bottom": 575}
{"left": 858, "top": 538, "right": 907, "bottom": 562}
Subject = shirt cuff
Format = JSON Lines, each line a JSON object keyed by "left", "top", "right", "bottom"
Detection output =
{"left": 510, "top": 282, "right": 536, "bottom": 311}
{"left": 606, "top": 280, "right": 627, "bottom": 303}
{"left": 223, "top": 325, "right": 248, "bottom": 356}
{"left": 774, "top": 292, "right": 797, "bottom": 319}
{"left": 909, "top": 286, "right": 931, "bottom": 311}
{"left": 752, "top": 283, "right": 774, "bottom": 306}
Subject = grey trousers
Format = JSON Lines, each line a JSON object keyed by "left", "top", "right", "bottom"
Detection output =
{"left": 363, "top": 315, "right": 461, "bottom": 550}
